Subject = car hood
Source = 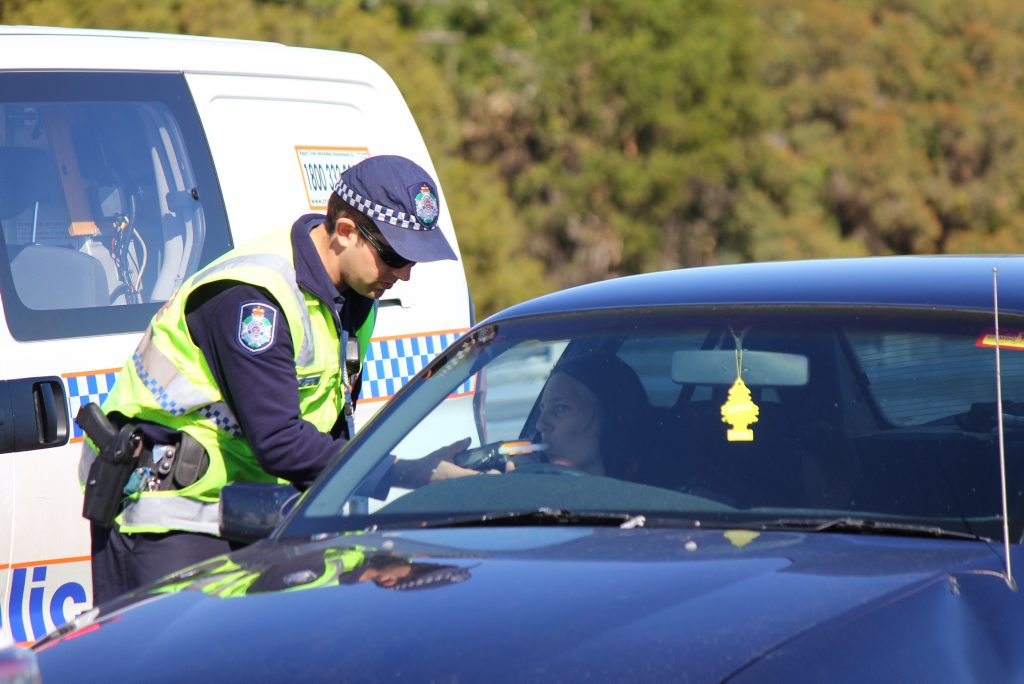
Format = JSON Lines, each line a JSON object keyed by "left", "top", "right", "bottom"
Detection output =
{"left": 33, "top": 527, "right": 1024, "bottom": 682}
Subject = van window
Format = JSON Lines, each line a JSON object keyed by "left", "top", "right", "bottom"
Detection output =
{"left": 0, "top": 71, "right": 231, "bottom": 341}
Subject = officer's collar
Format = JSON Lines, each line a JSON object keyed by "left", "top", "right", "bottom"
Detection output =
{"left": 291, "top": 214, "right": 345, "bottom": 307}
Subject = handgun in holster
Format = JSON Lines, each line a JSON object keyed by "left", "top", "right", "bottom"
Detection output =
{"left": 78, "top": 403, "right": 143, "bottom": 528}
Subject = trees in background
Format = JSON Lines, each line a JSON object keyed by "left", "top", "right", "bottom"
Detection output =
{"left": 3, "top": 0, "right": 1024, "bottom": 315}
{"left": 757, "top": 0, "right": 1024, "bottom": 260}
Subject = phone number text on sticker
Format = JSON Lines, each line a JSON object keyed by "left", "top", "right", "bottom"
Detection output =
{"left": 296, "top": 146, "right": 370, "bottom": 210}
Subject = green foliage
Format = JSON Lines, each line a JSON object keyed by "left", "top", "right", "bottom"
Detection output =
{"left": 437, "top": 158, "right": 550, "bottom": 316}
{"left": 412, "top": 0, "right": 780, "bottom": 289}
{"left": 8, "top": 0, "right": 1024, "bottom": 316}
{"left": 760, "top": 0, "right": 1024, "bottom": 257}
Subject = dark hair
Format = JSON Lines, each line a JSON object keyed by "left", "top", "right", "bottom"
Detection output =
{"left": 326, "top": 192, "right": 377, "bottom": 237}
{"left": 549, "top": 354, "right": 650, "bottom": 479}
{"left": 383, "top": 563, "right": 472, "bottom": 591}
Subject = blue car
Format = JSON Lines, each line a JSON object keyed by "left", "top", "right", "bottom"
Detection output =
{"left": 7, "top": 255, "right": 1024, "bottom": 682}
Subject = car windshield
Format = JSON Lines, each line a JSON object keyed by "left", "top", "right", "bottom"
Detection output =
{"left": 286, "top": 308, "right": 1024, "bottom": 542}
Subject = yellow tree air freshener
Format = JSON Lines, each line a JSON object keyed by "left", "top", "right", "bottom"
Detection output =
{"left": 720, "top": 345, "right": 759, "bottom": 441}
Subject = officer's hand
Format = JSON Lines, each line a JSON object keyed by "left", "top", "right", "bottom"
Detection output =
{"left": 431, "top": 456, "right": 515, "bottom": 481}
{"left": 430, "top": 459, "right": 481, "bottom": 482}
{"left": 391, "top": 438, "right": 470, "bottom": 488}
{"left": 391, "top": 438, "right": 513, "bottom": 488}
{"left": 433, "top": 452, "right": 515, "bottom": 481}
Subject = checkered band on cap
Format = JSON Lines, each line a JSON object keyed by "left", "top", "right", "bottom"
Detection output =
{"left": 334, "top": 178, "right": 436, "bottom": 232}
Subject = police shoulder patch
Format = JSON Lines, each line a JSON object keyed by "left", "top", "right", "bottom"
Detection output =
{"left": 238, "top": 302, "right": 278, "bottom": 353}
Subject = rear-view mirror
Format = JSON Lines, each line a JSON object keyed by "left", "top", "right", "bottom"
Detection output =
{"left": 671, "top": 350, "right": 809, "bottom": 386}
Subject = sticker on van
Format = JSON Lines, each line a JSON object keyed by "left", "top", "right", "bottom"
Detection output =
{"left": 295, "top": 146, "right": 370, "bottom": 210}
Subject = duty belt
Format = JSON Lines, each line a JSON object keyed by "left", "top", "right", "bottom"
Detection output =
{"left": 78, "top": 404, "right": 210, "bottom": 527}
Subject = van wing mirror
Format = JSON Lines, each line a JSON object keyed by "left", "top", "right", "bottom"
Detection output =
{"left": 219, "top": 482, "right": 301, "bottom": 544}
{"left": 671, "top": 350, "right": 809, "bottom": 386}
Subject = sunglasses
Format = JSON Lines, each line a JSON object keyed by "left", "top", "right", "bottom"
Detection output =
{"left": 356, "top": 221, "right": 414, "bottom": 269}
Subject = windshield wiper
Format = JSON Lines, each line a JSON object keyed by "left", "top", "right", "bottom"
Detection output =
{"left": 417, "top": 508, "right": 646, "bottom": 530}
{"left": 756, "top": 516, "right": 990, "bottom": 541}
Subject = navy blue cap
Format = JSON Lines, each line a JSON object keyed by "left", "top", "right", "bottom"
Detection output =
{"left": 333, "top": 155, "right": 457, "bottom": 263}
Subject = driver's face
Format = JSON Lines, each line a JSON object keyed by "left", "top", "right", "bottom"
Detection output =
{"left": 537, "top": 372, "right": 602, "bottom": 471}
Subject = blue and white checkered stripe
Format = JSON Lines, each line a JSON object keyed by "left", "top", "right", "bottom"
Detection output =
{"left": 198, "top": 402, "right": 243, "bottom": 438}
{"left": 65, "top": 371, "right": 242, "bottom": 440}
{"left": 334, "top": 179, "right": 436, "bottom": 232}
{"left": 132, "top": 349, "right": 188, "bottom": 417}
{"left": 361, "top": 331, "right": 473, "bottom": 400}
{"left": 65, "top": 371, "right": 118, "bottom": 440}
{"left": 64, "top": 330, "right": 473, "bottom": 439}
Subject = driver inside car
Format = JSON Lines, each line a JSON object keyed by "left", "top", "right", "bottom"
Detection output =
{"left": 535, "top": 354, "right": 649, "bottom": 479}
{"left": 360, "top": 352, "right": 650, "bottom": 497}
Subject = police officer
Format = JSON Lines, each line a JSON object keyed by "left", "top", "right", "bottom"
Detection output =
{"left": 82, "top": 155, "right": 458, "bottom": 605}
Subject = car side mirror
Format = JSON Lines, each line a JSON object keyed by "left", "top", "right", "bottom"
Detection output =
{"left": 219, "top": 482, "right": 301, "bottom": 544}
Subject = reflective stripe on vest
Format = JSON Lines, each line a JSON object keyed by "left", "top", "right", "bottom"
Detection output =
{"left": 120, "top": 495, "right": 221, "bottom": 536}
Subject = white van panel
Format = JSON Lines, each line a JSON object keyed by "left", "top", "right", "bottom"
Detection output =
{"left": 185, "top": 76, "right": 378, "bottom": 242}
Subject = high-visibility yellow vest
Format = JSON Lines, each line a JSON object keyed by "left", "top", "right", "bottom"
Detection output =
{"left": 146, "top": 546, "right": 368, "bottom": 597}
{"left": 99, "top": 229, "right": 375, "bottom": 535}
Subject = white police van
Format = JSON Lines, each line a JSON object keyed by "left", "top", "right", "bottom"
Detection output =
{"left": 0, "top": 26, "right": 472, "bottom": 645}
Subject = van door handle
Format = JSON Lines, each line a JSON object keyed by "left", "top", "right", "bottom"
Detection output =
{"left": 36, "top": 380, "right": 60, "bottom": 443}
{"left": 0, "top": 376, "right": 69, "bottom": 453}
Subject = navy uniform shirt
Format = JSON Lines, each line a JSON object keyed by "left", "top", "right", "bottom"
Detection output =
{"left": 180, "top": 214, "right": 375, "bottom": 488}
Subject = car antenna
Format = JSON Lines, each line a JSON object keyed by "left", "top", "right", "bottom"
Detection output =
{"left": 992, "top": 267, "right": 1017, "bottom": 591}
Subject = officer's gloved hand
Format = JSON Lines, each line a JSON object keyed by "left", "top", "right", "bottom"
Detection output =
{"left": 390, "top": 438, "right": 513, "bottom": 488}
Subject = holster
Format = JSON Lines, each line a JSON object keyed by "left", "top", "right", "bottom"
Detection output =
{"left": 132, "top": 430, "right": 210, "bottom": 493}
{"left": 78, "top": 404, "right": 143, "bottom": 528}
{"left": 79, "top": 405, "right": 211, "bottom": 526}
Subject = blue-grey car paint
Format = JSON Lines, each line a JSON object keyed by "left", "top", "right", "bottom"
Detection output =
{"left": 27, "top": 255, "right": 1024, "bottom": 682}
{"left": 31, "top": 527, "right": 1024, "bottom": 682}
